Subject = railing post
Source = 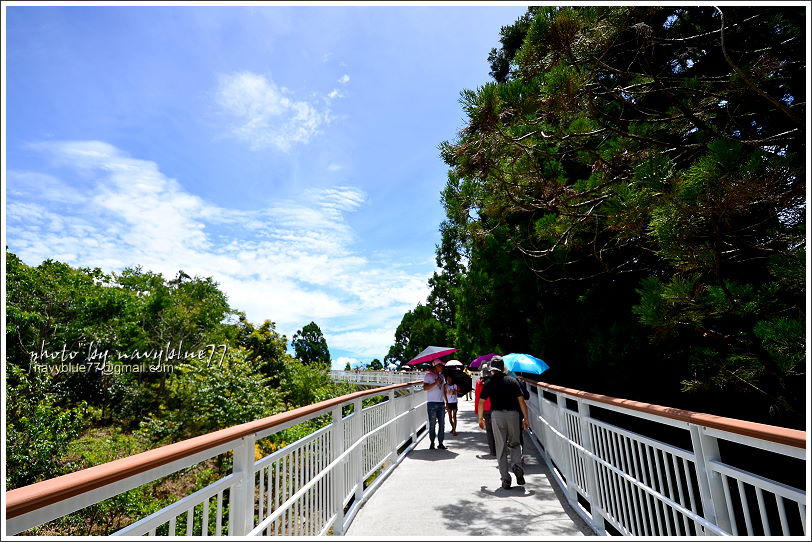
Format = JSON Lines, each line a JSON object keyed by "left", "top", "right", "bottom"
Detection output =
{"left": 555, "top": 393, "right": 578, "bottom": 507}
{"left": 409, "top": 387, "right": 418, "bottom": 444}
{"left": 353, "top": 398, "right": 365, "bottom": 503}
{"left": 230, "top": 435, "right": 256, "bottom": 536}
{"left": 577, "top": 400, "right": 606, "bottom": 535}
{"left": 388, "top": 390, "right": 397, "bottom": 458}
{"left": 689, "top": 424, "right": 732, "bottom": 534}
{"left": 535, "top": 386, "right": 550, "bottom": 461}
{"left": 330, "top": 406, "right": 346, "bottom": 535}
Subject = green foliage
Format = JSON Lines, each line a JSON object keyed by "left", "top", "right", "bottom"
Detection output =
{"left": 369, "top": 359, "right": 383, "bottom": 370}
{"left": 420, "top": 5, "right": 806, "bottom": 427}
{"left": 281, "top": 358, "right": 353, "bottom": 408}
{"left": 137, "top": 348, "right": 284, "bottom": 444}
{"left": 291, "top": 321, "right": 331, "bottom": 365}
{"left": 232, "top": 315, "right": 289, "bottom": 385}
{"left": 384, "top": 304, "right": 451, "bottom": 366}
{"left": 5, "top": 365, "right": 88, "bottom": 488}
{"left": 4, "top": 250, "right": 369, "bottom": 536}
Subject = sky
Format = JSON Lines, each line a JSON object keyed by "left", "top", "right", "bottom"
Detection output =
{"left": 3, "top": 3, "right": 528, "bottom": 369}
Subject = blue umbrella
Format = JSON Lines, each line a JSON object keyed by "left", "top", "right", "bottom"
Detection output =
{"left": 502, "top": 353, "right": 550, "bottom": 375}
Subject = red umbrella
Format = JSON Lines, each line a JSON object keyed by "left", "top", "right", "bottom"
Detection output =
{"left": 405, "top": 346, "right": 458, "bottom": 365}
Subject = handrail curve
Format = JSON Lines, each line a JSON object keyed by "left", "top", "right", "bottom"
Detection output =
{"left": 521, "top": 378, "right": 806, "bottom": 449}
{"left": 5, "top": 380, "right": 422, "bottom": 520}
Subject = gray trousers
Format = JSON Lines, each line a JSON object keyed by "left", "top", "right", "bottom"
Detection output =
{"left": 491, "top": 410, "right": 522, "bottom": 482}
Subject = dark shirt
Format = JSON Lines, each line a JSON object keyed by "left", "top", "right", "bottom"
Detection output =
{"left": 480, "top": 373, "right": 523, "bottom": 411}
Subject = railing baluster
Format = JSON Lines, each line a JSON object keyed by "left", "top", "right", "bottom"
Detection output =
{"left": 645, "top": 445, "right": 665, "bottom": 535}
{"left": 737, "top": 479, "right": 754, "bottom": 535}
{"left": 615, "top": 432, "right": 634, "bottom": 533}
{"left": 681, "top": 457, "right": 698, "bottom": 517}
{"left": 636, "top": 441, "right": 654, "bottom": 536}
{"left": 597, "top": 427, "right": 619, "bottom": 526}
{"left": 721, "top": 475, "right": 738, "bottom": 535}
{"left": 776, "top": 496, "right": 789, "bottom": 535}
{"left": 202, "top": 496, "right": 209, "bottom": 536}
{"left": 215, "top": 490, "right": 223, "bottom": 536}
{"left": 186, "top": 506, "right": 194, "bottom": 536}
{"left": 755, "top": 487, "right": 770, "bottom": 536}
{"left": 274, "top": 460, "right": 280, "bottom": 536}
{"left": 258, "top": 466, "right": 264, "bottom": 524}
{"left": 605, "top": 429, "right": 622, "bottom": 530}
{"left": 672, "top": 453, "right": 690, "bottom": 534}
{"left": 625, "top": 437, "right": 643, "bottom": 536}
{"left": 265, "top": 463, "right": 272, "bottom": 527}
{"left": 663, "top": 452, "right": 680, "bottom": 533}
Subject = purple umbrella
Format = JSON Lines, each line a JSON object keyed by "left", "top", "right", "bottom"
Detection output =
{"left": 469, "top": 352, "right": 499, "bottom": 369}
{"left": 406, "top": 345, "right": 458, "bottom": 366}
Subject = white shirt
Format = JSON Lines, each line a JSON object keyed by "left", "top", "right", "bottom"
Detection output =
{"left": 423, "top": 371, "right": 446, "bottom": 403}
{"left": 446, "top": 383, "right": 458, "bottom": 404}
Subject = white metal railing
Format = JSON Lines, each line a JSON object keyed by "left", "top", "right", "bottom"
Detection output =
{"left": 329, "top": 370, "right": 419, "bottom": 386}
{"left": 521, "top": 379, "right": 807, "bottom": 537}
{"left": 6, "top": 380, "right": 426, "bottom": 536}
{"left": 8, "top": 371, "right": 805, "bottom": 537}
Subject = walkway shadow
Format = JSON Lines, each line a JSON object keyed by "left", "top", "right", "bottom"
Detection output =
{"left": 437, "top": 496, "right": 593, "bottom": 537}
{"left": 408, "top": 449, "right": 460, "bottom": 461}
{"left": 438, "top": 405, "right": 594, "bottom": 536}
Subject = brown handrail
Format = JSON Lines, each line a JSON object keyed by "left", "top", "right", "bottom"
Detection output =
{"left": 5, "top": 380, "right": 422, "bottom": 520}
{"left": 521, "top": 378, "right": 806, "bottom": 449}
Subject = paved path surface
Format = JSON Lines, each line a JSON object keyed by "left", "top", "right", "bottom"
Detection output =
{"left": 345, "top": 396, "right": 594, "bottom": 537}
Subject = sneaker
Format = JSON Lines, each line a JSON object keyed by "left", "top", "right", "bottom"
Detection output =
{"left": 513, "top": 465, "right": 526, "bottom": 485}
{"left": 429, "top": 442, "right": 435, "bottom": 450}
{"left": 501, "top": 479, "right": 511, "bottom": 490}
{"left": 438, "top": 443, "right": 447, "bottom": 450}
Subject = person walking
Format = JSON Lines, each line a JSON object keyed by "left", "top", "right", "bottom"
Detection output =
{"left": 446, "top": 374, "right": 459, "bottom": 435}
{"left": 507, "top": 369, "right": 531, "bottom": 460}
{"left": 423, "top": 359, "right": 448, "bottom": 449}
{"left": 473, "top": 361, "right": 496, "bottom": 456}
{"left": 463, "top": 366, "right": 473, "bottom": 400}
{"left": 477, "top": 356, "right": 530, "bottom": 489}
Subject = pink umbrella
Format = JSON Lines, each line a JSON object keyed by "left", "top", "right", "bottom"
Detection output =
{"left": 405, "top": 346, "right": 458, "bottom": 365}
{"left": 469, "top": 352, "right": 499, "bottom": 369}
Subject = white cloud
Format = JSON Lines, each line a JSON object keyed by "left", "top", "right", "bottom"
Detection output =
{"left": 7, "top": 170, "right": 88, "bottom": 204}
{"left": 7, "top": 141, "right": 433, "bottom": 360}
{"left": 327, "top": 89, "right": 343, "bottom": 99}
{"left": 215, "top": 71, "right": 331, "bottom": 152}
{"left": 333, "top": 356, "right": 360, "bottom": 370}
{"left": 338, "top": 74, "right": 350, "bottom": 85}
{"left": 327, "top": 164, "right": 343, "bottom": 172}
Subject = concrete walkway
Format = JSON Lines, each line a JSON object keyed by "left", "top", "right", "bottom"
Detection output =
{"left": 345, "top": 396, "right": 594, "bottom": 537}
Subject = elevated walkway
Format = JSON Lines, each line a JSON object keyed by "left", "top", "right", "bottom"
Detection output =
{"left": 6, "top": 373, "right": 805, "bottom": 537}
{"left": 346, "top": 396, "right": 592, "bottom": 537}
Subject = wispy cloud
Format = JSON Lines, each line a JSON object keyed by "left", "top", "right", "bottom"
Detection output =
{"left": 215, "top": 71, "right": 334, "bottom": 152}
{"left": 7, "top": 141, "right": 431, "bottom": 359}
{"left": 338, "top": 74, "right": 350, "bottom": 85}
{"left": 7, "top": 170, "right": 88, "bottom": 204}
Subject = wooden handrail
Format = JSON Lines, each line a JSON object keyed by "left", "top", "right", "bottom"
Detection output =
{"left": 521, "top": 378, "right": 806, "bottom": 449}
{"left": 5, "top": 380, "right": 422, "bottom": 520}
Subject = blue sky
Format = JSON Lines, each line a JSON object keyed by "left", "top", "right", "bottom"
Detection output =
{"left": 3, "top": 4, "right": 527, "bottom": 369}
